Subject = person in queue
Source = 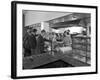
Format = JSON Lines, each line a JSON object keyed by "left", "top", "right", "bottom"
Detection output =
{"left": 23, "top": 29, "right": 32, "bottom": 57}
{"left": 30, "top": 29, "right": 37, "bottom": 55}
{"left": 23, "top": 28, "right": 37, "bottom": 57}
{"left": 36, "top": 30, "right": 51, "bottom": 54}
{"left": 36, "top": 30, "right": 46, "bottom": 54}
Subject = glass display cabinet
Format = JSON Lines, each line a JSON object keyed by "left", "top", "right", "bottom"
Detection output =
{"left": 71, "top": 35, "right": 91, "bottom": 65}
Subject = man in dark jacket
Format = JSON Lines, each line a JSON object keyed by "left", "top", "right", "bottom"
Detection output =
{"left": 23, "top": 29, "right": 37, "bottom": 56}
{"left": 36, "top": 30, "right": 51, "bottom": 54}
{"left": 30, "top": 29, "right": 37, "bottom": 55}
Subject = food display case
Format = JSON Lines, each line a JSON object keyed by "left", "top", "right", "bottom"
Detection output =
{"left": 71, "top": 35, "right": 91, "bottom": 64}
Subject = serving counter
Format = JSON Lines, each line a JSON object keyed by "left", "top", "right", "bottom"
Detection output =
{"left": 23, "top": 48, "right": 90, "bottom": 69}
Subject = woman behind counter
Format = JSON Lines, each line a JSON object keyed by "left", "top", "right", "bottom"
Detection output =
{"left": 57, "top": 30, "right": 72, "bottom": 54}
{"left": 63, "top": 30, "right": 72, "bottom": 47}
{"left": 50, "top": 30, "right": 72, "bottom": 54}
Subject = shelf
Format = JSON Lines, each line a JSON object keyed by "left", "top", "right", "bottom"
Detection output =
{"left": 72, "top": 36, "right": 91, "bottom": 39}
{"left": 72, "top": 55, "right": 90, "bottom": 64}
{"left": 72, "top": 47, "right": 90, "bottom": 52}
{"left": 72, "top": 51, "right": 90, "bottom": 58}
{"left": 72, "top": 42, "right": 91, "bottom": 46}
{"left": 62, "top": 55, "right": 90, "bottom": 66}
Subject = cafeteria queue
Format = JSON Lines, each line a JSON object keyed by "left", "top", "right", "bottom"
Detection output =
{"left": 23, "top": 28, "right": 72, "bottom": 57}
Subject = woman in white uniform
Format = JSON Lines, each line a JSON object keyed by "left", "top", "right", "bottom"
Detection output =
{"left": 59, "top": 30, "right": 72, "bottom": 54}
{"left": 63, "top": 30, "right": 72, "bottom": 47}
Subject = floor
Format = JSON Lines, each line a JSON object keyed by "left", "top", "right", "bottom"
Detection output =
{"left": 34, "top": 60, "right": 74, "bottom": 69}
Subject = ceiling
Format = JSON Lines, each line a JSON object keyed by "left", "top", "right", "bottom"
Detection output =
{"left": 23, "top": 10, "right": 72, "bottom": 26}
